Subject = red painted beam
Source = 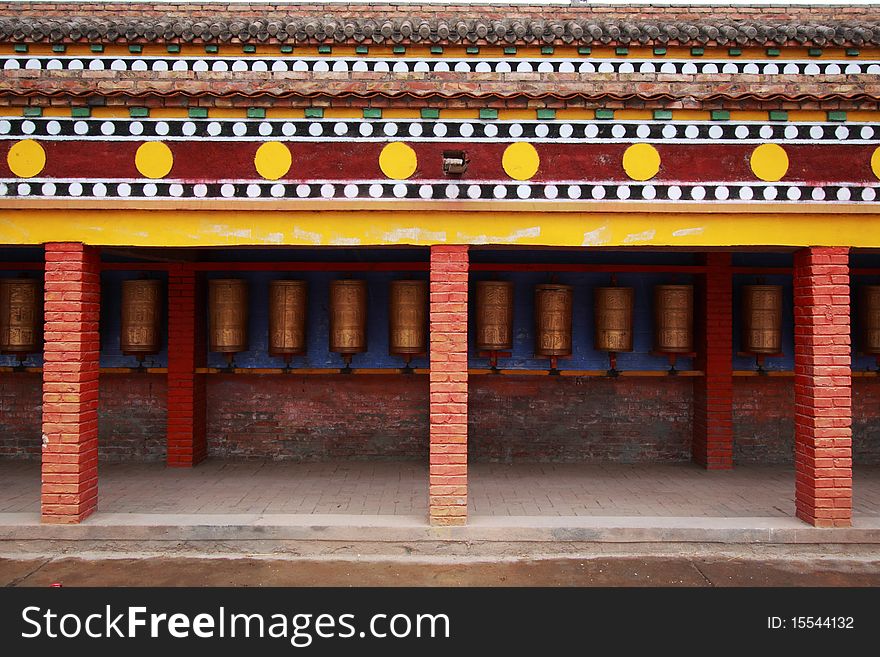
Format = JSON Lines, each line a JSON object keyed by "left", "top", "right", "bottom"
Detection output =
{"left": 731, "top": 267, "right": 792, "bottom": 275}
{"left": 470, "top": 263, "right": 706, "bottom": 273}
{"left": 0, "top": 262, "right": 43, "bottom": 270}
{"left": 189, "top": 262, "right": 429, "bottom": 272}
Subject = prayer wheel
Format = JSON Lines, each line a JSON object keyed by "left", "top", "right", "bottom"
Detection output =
{"left": 475, "top": 281, "right": 514, "bottom": 352}
{"left": 329, "top": 280, "right": 367, "bottom": 355}
{"left": 120, "top": 279, "right": 162, "bottom": 361}
{"left": 859, "top": 285, "right": 880, "bottom": 355}
{"left": 534, "top": 283, "right": 573, "bottom": 358}
{"left": 742, "top": 285, "right": 783, "bottom": 355}
{"left": 268, "top": 280, "right": 308, "bottom": 361}
{"left": 389, "top": 280, "right": 428, "bottom": 357}
{"left": 594, "top": 286, "right": 634, "bottom": 353}
{"left": 208, "top": 279, "right": 249, "bottom": 359}
{"left": 0, "top": 278, "right": 40, "bottom": 357}
{"left": 653, "top": 285, "right": 694, "bottom": 353}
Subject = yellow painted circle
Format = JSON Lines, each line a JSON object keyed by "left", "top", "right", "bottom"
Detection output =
{"left": 622, "top": 143, "right": 661, "bottom": 181}
{"left": 135, "top": 141, "right": 174, "bottom": 179}
{"left": 871, "top": 146, "right": 880, "bottom": 181}
{"left": 7, "top": 139, "right": 46, "bottom": 178}
{"left": 254, "top": 141, "right": 292, "bottom": 180}
{"left": 379, "top": 142, "right": 418, "bottom": 180}
{"left": 750, "top": 143, "right": 789, "bottom": 182}
{"left": 502, "top": 142, "right": 540, "bottom": 181}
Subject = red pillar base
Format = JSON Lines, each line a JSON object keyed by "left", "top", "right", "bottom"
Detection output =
{"left": 794, "top": 247, "right": 852, "bottom": 528}
{"left": 41, "top": 242, "right": 101, "bottom": 524}
{"left": 166, "top": 266, "right": 207, "bottom": 467}
{"left": 429, "top": 245, "right": 469, "bottom": 526}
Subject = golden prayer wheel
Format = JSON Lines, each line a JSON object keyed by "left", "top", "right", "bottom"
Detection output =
{"left": 329, "top": 280, "right": 368, "bottom": 356}
{"left": 268, "top": 280, "right": 308, "bottom": 361}
{"left": 208, "top": 279, "right": 249, "bottom": 360}
{"left": 389, "top": 280, "right": 428, "bottom": 357}
{"left": 534, "top": 284, "right": 573, "bottom": 358}
{"left": 742, "top": 285, "right": 783, "bottom": 355}
{"left": 859, "top": 285, "right": 880, "bottom": 355}
{"left": 0, "top": 278, "right": 40, "bottom": 357}
{"left": 475, "top": 281, "right": 514, "bottom": 352}
{"left": 594, "top": 286, "right": 634, "bottom": 353}
{"left": 120, "top": 279, "right": 162, "bottom": 361}
{"left": 653, "top": 285, "right": 694, "bottom": 353}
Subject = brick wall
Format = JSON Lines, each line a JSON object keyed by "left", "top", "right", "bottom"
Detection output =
{"left": 470, "top": 376, "right": 693, "bottom": 463}
{"left": 99, "top": 374, "right": 167, "bottom": 462}
{"left": 0, "top": 372, "right": 41, "bottom": 458}
{"left": 207, "top": 374, "right": 428, "bottom": 460}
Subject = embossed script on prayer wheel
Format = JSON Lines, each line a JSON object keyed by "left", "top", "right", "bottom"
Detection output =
{"left": 653, "top": 285, "right": 694, "bottom": 353}
{"left": 742, "top": 285, "right": 783, "bottom": 354}
{"left": 120, "top": 279, "right": 162, "bottom": 358}
{"left": 329, "top": 280, "right": 367, "bottom": 354}
{"left": 0, "top": 278, "right": 39, "bottom": 355}
{"left": 269, "top": 280, "right": 308, "bottom": 357}
{"left": 476, "top": 281, "right": 514, "bottom": 351}
{"left": 208, "top": 279, "right": 249, "bottom": 354}
{"left": 860, "top": 286, "right": 880, "bottom": 355}
{"left": 389, "top": 280, "right": 428, "bottom": 355}
{"left": 594, "top": 287, "right": 634, "bottom": 353}
{"left": 535, "top": 284, "right": 573, "bottom": 357}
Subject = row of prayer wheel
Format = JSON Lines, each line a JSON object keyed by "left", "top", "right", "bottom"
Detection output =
{"left": 7, "top": 277, "right": 880, "bottom": 363}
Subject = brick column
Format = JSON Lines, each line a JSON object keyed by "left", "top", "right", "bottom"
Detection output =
{"left": 429, "top": 245, "right": 468, "bottom": 526}
{"left": 41, "top": 242, "right": 101, "bottom": 523}
{"left": 166, "top": 265, "right": 207, "bottom": 467}
{"left": 693, "top": 252, "right": 734, "bottom": 469}
{"left": 793, "top": 247, "right": 852, "bottom": 527}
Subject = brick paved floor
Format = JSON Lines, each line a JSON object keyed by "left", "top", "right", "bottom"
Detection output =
{"left": 1, "top": 461, "right": 878, "bottom": 517}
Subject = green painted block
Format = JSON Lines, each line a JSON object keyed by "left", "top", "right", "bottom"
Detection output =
{"left": 846, "top": 48, "right": 860, "bottom": 57}
{"left": 166, "top": 44, "right": 181, "bottom": 54}
{"left": 594, "top": 109, "right": 614, "bottom": 120}
{"left": 317, "top": 45, "right": 332, "bottom": 54}
{"left": 728, "top": 48, "right": 742, "bottom": 56}
{"left": 479, "top": 108, "right": 498, "bottom": 120}
{"left": 827, "top": 111, "right": 847, "bottom": 122}
{"left": 766, "top": 48, "right": 781, "bottom": 57}
{"left": 90, "top": 44, "right": 105, "bottom": 53}
{"left": 52, "top": 45, "right": 66, "bottom": 53}
{"left": 808, "top": 48, "right": 823, "bottom": 57}
{"left": 243, "top": 45, "right": 257, "bottom": 54}
{"left": 363, "top": 108, "right": 382, "bottom": 119}
{"left": 13, "top": 44, "right": 28, "bottom": 53}
{"left": 71, "top": 107, "right": 91, "bottom": 118}
{"left": 711, "top": 110, "right": 730, "bottom": 121}
{"left": 653, "top": 110, "right": 673, "bottom": 120}
{"left": 536, "top": 109, "right": 556, "bottom": 120}
{"left": 420, "top": 108, "right": 440, "bottom": 119}
{"left": 204, "top": 45, "right": 219, "bottom": 54}
{"left": 615, "top": 47, "right": 628, "bottom": 56}
{"left": 393, "top": 45, "right": 406, "bottom": 55}
{"left": 690, "top": 47, "right": 704, "bottom": 56}
{"left": 504, "top": 46, "right": 517, "bottom": 55}
{"left": 247, "top": 108, "right": 266, "bottom": 119}
{"left": 768, "top": 110, "right": 788, "bottom": 121}
{"left": 188, "top": 107, "right": 209, "bottom": 119}
{"left": 577, "top": 47, "right": 591, "bottom": 55}
{"left": 280, "top": 45, "right": 294, "bottom": 54}
{"left": 465, "top": 46, "right": 479, "bottom": 55}
{"left": 355, "top": 45, "right": 369, "bottom": 55}
{"left": 304, "top": 108, "right": 324, "bottom": 119}
{"left": 129, "top": 107, "right": 150, "bottom": 118}
{"left": 22, "top": 107, "right": 42, "bottom": 117}
{"left": 653, "top": 47, "right": 667, "bottom": 56}
{"left": 430, "top": 46, "right": 443, "bottom": 55}
{"left": 128, "top": 45, "right": 143, "bottom": 54}
{"left": 541, "top": 46, "right": 554, "bottom": 55}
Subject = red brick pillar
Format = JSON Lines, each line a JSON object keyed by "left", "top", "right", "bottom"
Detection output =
{"left": 166, "top": 265, "right": 207, "bottom": 467}
{"left": 429, "top": 245, "right": 468, "bottom": 526}
{"left": 41, "top": 242, "right": 101, "bottom": 523}
{"left": 693, "top": 252, "right": 734, "bottom": 469}
{"left": 793, "top": 247, "right": 852, "bottom": 527}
